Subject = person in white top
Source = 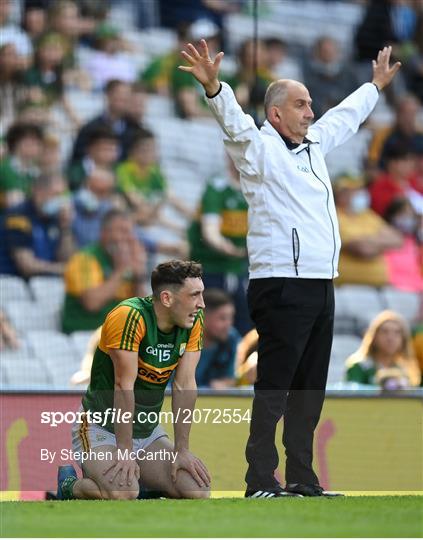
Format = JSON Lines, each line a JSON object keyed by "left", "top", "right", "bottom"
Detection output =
{"left": 179, "top": 40, "right": 401, "bottom": 498}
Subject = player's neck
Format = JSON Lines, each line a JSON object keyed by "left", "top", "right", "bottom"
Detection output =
{"left": 153, "top": 301, "right": 175, "bottom": 334}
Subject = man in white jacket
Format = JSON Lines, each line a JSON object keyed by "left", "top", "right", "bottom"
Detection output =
{"left": 179, "top": 41, "right": 400, "bottom": 498}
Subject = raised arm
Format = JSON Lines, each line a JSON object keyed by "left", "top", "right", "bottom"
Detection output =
{"left": 179, "top": 40, "right": 264, "bottom": 178}
{"left": 309, "top": 46, "right": 401, "bottom": 156}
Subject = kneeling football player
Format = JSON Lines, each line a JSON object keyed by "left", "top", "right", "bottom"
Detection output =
{"left": 58, "top": 260, "right": 210, "bottom": 500}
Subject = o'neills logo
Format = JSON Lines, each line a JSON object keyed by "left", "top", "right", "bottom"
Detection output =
{"left": 137, "top": 358, "right": 178, "bottom": 384}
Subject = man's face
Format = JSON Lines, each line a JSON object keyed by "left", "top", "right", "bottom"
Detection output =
{"left": 271, "top": 82, "right": 314, "bottom": 142}
{"left": 204, "top": 303, "right": 234, "bottom": 342}
{"left": 128, "top": 90, "right": 146, "bottom": 121}
{"left": 132, "top": 138, "right": 156, "bottom": 167}
{"left": 89, "top": 139, "right": 118, "bottom": 166}
{"left": 33, "top": 176, "right": 67, "bottom": 214}
{"left": 0, "top": 0, "right": 11, "bottom": 25}
{"left": 102, "top": 216, "right": 133, "bottom": 249}
{"left": 16, "top": 135, "right": 43, "bottom": 162}
{"left": 107, "top": 84, "right": 131, "bottom": 117}
{"left": 397, "top": 98, "right": 419, "bottom": 130}
{"left": 168, "top": 278, "right": 205, "bottom": 329}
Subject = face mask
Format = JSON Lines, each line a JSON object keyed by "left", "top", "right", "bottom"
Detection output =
{"left": 41, "top": 195, "right": 68, "bottom": 217}
{"left": 75, "top": 188, "right": 100, "bottom": 213}
{"left": 393, "top": 216, "right": 417, "bottom": 235}
{"left": 350, "top": 190, "right": 370, "bottom": 214}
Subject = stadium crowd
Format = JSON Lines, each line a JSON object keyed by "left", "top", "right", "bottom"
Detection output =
{"left": 0, "top": 0, "right": 422, "bottom": 390}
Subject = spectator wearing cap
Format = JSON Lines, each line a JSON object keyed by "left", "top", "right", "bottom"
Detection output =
{"left": 0, "top": 173, "right": 75, "bottom": 277}
{"left": 67, "top": 126, "right": 118, "bottom": 191}
{"left": 0, "top": 123, "right": 43, "bottom": 210}
{"left": 71, "top": 79, "right": 142, "bottom": 163}
{"left": 196, "top": 288, "right": 240, "bottom": 389}
{"left": 80, "top": 23, "right": 137, "bottom": 91}
{"left": 334, "top": 174, "right": 402, "bottom": 287}
{"left": 369, "top": 145, "right": 422, "bottom": 216}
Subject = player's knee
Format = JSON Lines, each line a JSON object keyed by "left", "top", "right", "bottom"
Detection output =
{"left": 105, "top": 489, "right": 139, "bottom": 501}
{"left": 178, "top": 487, "right": 210, "bottom": 499}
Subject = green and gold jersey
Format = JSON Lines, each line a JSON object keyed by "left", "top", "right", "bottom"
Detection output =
{"left": 82, "top": 296, "right": 203, "bottom": 438}
{"left": 188, "top": 175, "right": 248, "bottom": 275}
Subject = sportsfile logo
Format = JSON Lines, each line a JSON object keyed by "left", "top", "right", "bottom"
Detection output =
{"left": 137, "top": 358, "right": 177, "bottom": 384}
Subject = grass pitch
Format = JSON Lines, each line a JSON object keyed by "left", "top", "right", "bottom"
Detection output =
{"left": 1, "top": 496, "right": 422, "bottom": 537}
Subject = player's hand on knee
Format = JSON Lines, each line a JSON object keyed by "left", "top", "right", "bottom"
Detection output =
{"left": 102, "top": 456, "right": 140, "bottom": 487}
{"left": 171, "top": 449, "right": 211, "bottom": 488}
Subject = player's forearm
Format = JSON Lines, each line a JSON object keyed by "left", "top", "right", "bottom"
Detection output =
{"left": 172, "top": 378, "right": 197, "bottom": 452}
{"left": 56, "top": 228, "right": 76, "bottom": 262}
{"left": 113, "top": 386, "right": 135, "bottom": 451}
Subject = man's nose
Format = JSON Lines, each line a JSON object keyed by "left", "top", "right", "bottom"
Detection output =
{"left": 305, "top": 106, "right": 314, "bottom": 119}
{"left": 198, "top": 295, "right": 206, "bottom": 309}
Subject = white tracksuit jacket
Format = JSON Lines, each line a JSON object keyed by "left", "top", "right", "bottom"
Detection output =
{"left": 206, "top": 81, "right": 379, "bottom": 280}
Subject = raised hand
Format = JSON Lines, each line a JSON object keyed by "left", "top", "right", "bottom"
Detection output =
{"left": 179, "top": 39, "right": 224, "bottom": 96}
{"left": 372, "top": 45, "right": 401, "bottom": 91}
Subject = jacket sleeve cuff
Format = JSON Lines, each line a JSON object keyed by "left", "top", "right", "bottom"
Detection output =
{"left": 205, "top": 82, "right": 222, "bottom": 99}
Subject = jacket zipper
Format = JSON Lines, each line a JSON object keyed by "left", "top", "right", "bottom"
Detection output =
{"left": 292, "top": 228, "right": 300, "bottom": 276}
{"left": 305, "top": 146, "right": 336, "bottom": 279}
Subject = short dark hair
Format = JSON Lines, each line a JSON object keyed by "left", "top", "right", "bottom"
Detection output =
{"left": 104, "top": 79, "right": 128, "bottom": 95}
{"left": 128, "top": 128, "right": 155, "bottom": 153}
{"left": 203, "top": 288, "right": 233, "bottom": 312}
{"left": 6, "top": 123, "right": 43, "bottom": 152}
{"left": 101, "top": 209, "right": 131, "bottom": 230}
{"left": 87, "top": 126, "right": 118, "bottom": 148}
{"left": 151, "top": 260, "right": 202, "bottom": 298}
{"left": 385, "top": 144, "right": 412, "bottom": 162}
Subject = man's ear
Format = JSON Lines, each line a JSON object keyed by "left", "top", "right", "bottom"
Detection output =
{"left": 160, "top": 289, "right": 173, "bottom": 308}
{"left": 268, "top": 106, "right": 281, "bottom": 125}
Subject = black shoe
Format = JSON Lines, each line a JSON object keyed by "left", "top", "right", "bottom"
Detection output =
{"left": 285, "top": 483, "right": 344, "bottom": 497}
{"left": 245, "top": 487, "right": 303, "bottom": 498}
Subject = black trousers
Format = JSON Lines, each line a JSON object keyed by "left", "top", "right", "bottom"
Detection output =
{"left": 245, "top": 277, "right": 334, "bottom": 490}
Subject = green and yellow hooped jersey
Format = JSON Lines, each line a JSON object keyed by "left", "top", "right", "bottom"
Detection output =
{"left": 82, "top": 296, "right": 203, "bottom": 438}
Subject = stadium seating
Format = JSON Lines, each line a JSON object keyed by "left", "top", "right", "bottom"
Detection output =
{"left": 0, "top": 275, "right": 31, "bottom": 303}
{"left": 327, "top": 334, "right": 362, "bottom": 384}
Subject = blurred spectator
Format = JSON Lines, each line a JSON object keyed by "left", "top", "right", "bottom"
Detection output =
{"left": 0, "top": 43, "right": 27, "bottom": 133}
{"left": 72, "top": 167, "right": 124, "bottom": 247}
{"left": 334, "top": 174, "right": 403, "bottom": 287}
{"left": 71, "top": 79, "right": 141, "bottom": 163}
{"left": 369, "top": 146, "right": 422, "bottom": 216}
{"left": 196, "top": 288, "right": 239, "bottom": 389}
{"left": 80, "top": 23, "right": 136, "bottom": 91}
{"left": 303, "top": 36, "right": 358, "bottom": 119}
{"left": 171, "top": 19, "right": 220, "bottom": 118}
{"left": 22, "top": 31, "right": 79, "bottom": 127}
{"left": 383, "top": 198, "right": 422, "bottom": 292}
{"left": 188, "top": 157, "right": 251, "bottom": 334}
{"left": 0, "top": 123, "right": 43, "bottom": 209}
{"left": 263, "top": 37, "right": 303, "bottom": 82}
{"left": 48, "top": 0, "right": 79, "bottom": 68}
{"left": 126, "top": 82, "right": 147, "bottom": 124}
{"left": 0, "top": 309, "right": 20, "bottom": 350}
{"left": 354, "top": 0, "right": 409, "bottom": 103}
{"left": 405, "top": 12, "right": 423, "bottom": 102}
{"left": 159, "top": 0, "right": 241, "bottom": 34}
{"left": 68, "top": 126, "right": 118, "bottom": 191}
{"left": 39, "top": 133, "right": 61, "bottom": 175}
{"left": 0, "top": 0, "right": 33, "bottom": 68}
{"left": 116, "top": 128, "right": 192, "bottom": 229}
{"left": 345, "top": 310, "right": 421, "bottom": 388}
{"left": 368, "top": 94, "right": 423, "bottom": 171}
{"left": 140, "top": 25, "right": 189, "bottom": 95}
{"left": 224, "top": 38, "right": 274, "bottom": 123}
{"left": 22, "top": 2, "right": 47, "bottom": 43}
{"left": 0, "top": 173, "right": 75, "bottom": 277}
{"left": 61, "top": 209, "right": 147, "bottom": 333}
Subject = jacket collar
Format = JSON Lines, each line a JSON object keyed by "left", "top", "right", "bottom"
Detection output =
{"left": 261, "top": 120, "right": 318, "bottom": 153}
